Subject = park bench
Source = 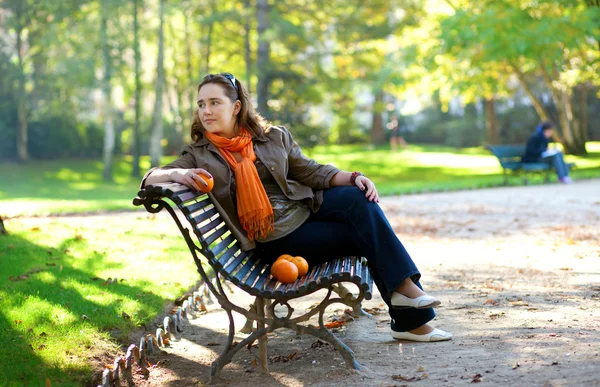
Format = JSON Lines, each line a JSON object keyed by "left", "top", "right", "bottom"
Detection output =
{"left": 487, "top": 144, "right": 574, "bottom": 185}
{"left": 133, "top": 182, "right": 373, "bottom": 383}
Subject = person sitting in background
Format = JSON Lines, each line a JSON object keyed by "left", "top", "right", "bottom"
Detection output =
{"left": 389, "top": 114, "right": 408, "bottom": 152}
{"left": 522, "top": 121, "right": 572, "bottom": 184}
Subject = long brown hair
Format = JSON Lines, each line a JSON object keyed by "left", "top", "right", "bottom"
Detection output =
{"left": 190, "top": 73, "right": 267, "bottom": 143}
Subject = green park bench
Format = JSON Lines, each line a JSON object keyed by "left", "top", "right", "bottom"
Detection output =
{"left": 133, "top": 183, "right": 373, "bottom": 383}
{"left": 487, "top": 144, "right": 574, "bottom": 185}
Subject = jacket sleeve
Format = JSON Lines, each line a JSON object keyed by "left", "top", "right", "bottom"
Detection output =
{"left": 140, "top": 145, "right": 197, "bottom": 188}
{"left": 282, "top": 127, "right": 340, "bottom": 189}
{"left": 524, "top": 135, "right": 548, "bottom": 159}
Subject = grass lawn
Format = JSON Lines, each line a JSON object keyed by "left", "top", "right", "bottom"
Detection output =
{"left": 0, "top": 214, "right": 199, "bottom": 386}
{"left": 1, "top": 142, "right": 599, "bottom": 218}
{"left": 0, "top": 142, "right": 599, "bottom": 384}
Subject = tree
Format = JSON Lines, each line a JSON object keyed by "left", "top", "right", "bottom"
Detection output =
{"left": 5, "top": 0, "right": 31, "bottom": 161}
{"left": 131, "top": 0, "right": 142, "bottom": 177}
{"left": 256, "top": 0, "right": 270, "bottom": 119}
{"left": 432, "top": 0, "right": 600, "bottom": 154}
{"left": 101, "top": 0, "right": 115, "bottom": 180}
{"left": 149, "top": 0, "right": 166, "bottom": 167}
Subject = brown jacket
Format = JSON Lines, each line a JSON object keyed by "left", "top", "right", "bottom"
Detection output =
{"left": 141, "top": 126, "right": 340, "bottom": 251}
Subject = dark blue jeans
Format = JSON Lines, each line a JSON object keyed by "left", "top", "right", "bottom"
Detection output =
{"left": 543, "top": 151, "right": 570, "bottom": 179}
{"left": 257, "top": 186, "right": 436, "bottom": 332}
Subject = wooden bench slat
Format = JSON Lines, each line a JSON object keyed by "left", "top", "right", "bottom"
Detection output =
{"left": 351, "top": 257, "right": 361, "bottom": 282}
{"left": 182, "top": 196, "right": 213, "bottom": 215}
{"left": 233, "top": 254, "right": 258, "bottom": 284}
{"left": 330, "top": 259, "right": 343, "bottom": 281}
{"left": 221, "top": 250, "right": 248, "bottom": 278}
{"left": 242, "top": 260, "right": 268, "bottom": 289}
{"left": 253, "top": 265, "right": 273, "bottom": 292}
{"left": 360, "top": 262, "right": 373, "bottom": 300}
{"left": 205, "top": 224, "right": 229, "bottom": 246}
{"left": 198, "top": 216, "right": 223, "bottom": 235}
{"left": 172, "top": 190, "right": 205, "bottom": 205}
{"left": 210, "top": 234, "right": 236, "bottom": 259}
{"left": 305, "top": 262, "right": 328, "bottom": 292}
{"left": 212, "top": 243, "right": 240, "bottom": 271}
{"left": 263, "top": 277, "right": 281, "bottom": 298}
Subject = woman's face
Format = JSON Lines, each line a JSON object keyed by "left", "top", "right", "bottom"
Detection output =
{"left": 543, "top": 129, "right": 553, "bottom": 139}
{"left": 197, "top": 83, "right": 241, "bottom": 138}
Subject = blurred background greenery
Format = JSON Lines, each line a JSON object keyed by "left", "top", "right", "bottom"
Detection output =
{"left": 0, "top": 0, "right": 599, "bottom": 177}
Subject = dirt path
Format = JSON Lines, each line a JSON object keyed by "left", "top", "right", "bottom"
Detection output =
{"left": 133, "top": 180, "right": 600, "bottom": 387}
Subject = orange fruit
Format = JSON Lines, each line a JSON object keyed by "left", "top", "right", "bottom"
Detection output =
{"left": 270, "top": 260, "right": 298, "bottom": 284}
{"left": 276, "top": 254, "right": 294, "bottom": 262}
{"left": 291, "top": 256, "right": 309, "bottom": 277}
{"left": 195, "top": 173, "right": 214, "bottom": 193}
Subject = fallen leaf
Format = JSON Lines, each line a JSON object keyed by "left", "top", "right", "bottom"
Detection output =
{"left": 30, "top": 227, "right": 41, "bottom": 232}
{"left": 325, "top": 320, "right": 346, "bottom": 329}
{"left": 471, "top": 373, "right": 482, "bottom": 383}
{"left": 512, "top": 362, "right": 520, "bottom": 369}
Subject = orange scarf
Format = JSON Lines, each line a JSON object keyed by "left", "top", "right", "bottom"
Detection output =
{"left": 205, "top": 128, "right": 274, "bottom": 240}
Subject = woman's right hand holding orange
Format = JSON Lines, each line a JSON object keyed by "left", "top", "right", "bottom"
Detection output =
{"left": 170, "top": 168, "right": 214, "bottom": 192}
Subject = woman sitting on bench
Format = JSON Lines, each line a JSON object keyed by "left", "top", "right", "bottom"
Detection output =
{"left": 142, "top": 73, "right": 452, "bottom": 342}
{"left": 522, "top": 121, "right": 572, "bottom": 184}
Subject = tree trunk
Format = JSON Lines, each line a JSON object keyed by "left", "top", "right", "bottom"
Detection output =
{"left": 169, "top": 86, "right": 185, "bottom": 152}
{"left": 184, "top": 7, "right": 194, "bottom": 132}
{"left": 538, "top": 64, "right": 587, "bottom": 155}
{"left": 576, "top": 84, "right": 589, "bottom": 151}
{"left": 15, "top": 1, "right": 29, "bottom": 162}
{"left": 204, "top": 7, "right": 214, "bottom": 74}
{"left": 256, "top": 0, "right": 270, "bottom": 119}
{"left": 484, "top": 96, "right": 498, "bottom": 144}
{"left": 101, "top": 0, "right": 115, "bottom": 181}
{"left": 510, "top": 62, "right": 550, "bottom": 121}
{"left": 132, "top": 0, "right": 142, "bottom": 177}
{"left": 244, "top": 0, "right": 252, "bottom": 93}
{"left": 370, "top": 90, "right": 386, "bottom": 145}
{"left": 150, "top": 0, "right": 166, "bottom": 168}
{"left": 0, "top": 216, "right": 7, "bottom": 235}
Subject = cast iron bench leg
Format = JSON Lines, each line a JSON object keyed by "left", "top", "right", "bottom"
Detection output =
{"left": 256, "top": 297, "right": 269, "bottom": 374}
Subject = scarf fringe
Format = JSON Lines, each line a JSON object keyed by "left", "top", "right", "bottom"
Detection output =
{"left": 240, "top": 212, "right": 274, "bottom": 241}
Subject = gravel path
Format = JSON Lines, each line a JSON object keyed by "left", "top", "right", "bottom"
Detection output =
{"left": 130, "top": 180, "right": 600, "bottom": 387}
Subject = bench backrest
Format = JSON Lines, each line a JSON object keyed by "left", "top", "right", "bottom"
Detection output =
{"left": 134, "top": 183, "right": 373, "bottom": 301}
{"left": 487, "top": 145, "right": 525, "bottom": 169}
{"left": 135, "top": 183, "right": 264, "bottom": 288}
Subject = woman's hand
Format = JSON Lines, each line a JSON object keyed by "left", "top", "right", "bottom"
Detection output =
{"left": 355, "top": 175, "right": 379, "bottom": 203}
{"left": 170, "top": 168, "right": 213, "bottom": 192}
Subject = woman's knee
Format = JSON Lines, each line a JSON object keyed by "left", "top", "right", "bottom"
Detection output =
{"left": 328, "top": 186, "right": 375, "bottom": 209}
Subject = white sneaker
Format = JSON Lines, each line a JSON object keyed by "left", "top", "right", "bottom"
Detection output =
{"left": 391, "top": 328, "right": 453, "bottom": 342}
